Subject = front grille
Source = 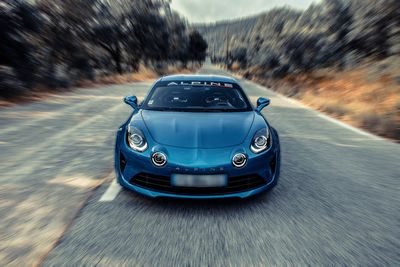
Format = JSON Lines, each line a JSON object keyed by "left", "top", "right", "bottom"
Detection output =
{"left": 129, "top": 173, "right": 267, "bottom": 195}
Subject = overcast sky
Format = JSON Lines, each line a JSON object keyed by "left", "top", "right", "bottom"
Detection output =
{"left": 170, "top": 0, "right": 321, "bottom": 23}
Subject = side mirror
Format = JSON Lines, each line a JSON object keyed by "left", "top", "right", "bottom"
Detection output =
{"left": 256, "top": 97, "right": 270, "bottom": 112}
{"left": 124, "top": 95, "right": 138, "bottom": 109}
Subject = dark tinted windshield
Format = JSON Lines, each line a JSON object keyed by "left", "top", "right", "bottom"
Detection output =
{"left": 142, "top": 81, "right": 252, "bottom": 112}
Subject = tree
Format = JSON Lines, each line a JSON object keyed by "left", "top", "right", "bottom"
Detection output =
{"left": 0, "top": 0, "right": 208, "bottom": 98}
{"left": 231, "top": 47, "right": 247, "bottom": 68}
{"left": 188, "top": 30, "right": 208, "bottom": 64}
{"left": 0, "top": 1, "right": 42, "bottom": 94}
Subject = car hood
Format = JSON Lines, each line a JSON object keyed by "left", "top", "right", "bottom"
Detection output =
{"left": 141, "top": 110, "right": 254, "bottom": 148}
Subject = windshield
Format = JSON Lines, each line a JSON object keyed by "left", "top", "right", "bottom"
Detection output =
{"left": 142, "top": 82, "right": 252, "bottom": 112}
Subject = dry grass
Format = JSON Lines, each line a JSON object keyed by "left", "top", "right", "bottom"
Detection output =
{"left": 83, "top": 64, "right": 197, "bottom": 87}
{"left": 230, "top": 63, "right": 241, "bottom": 71}
{"left": 293, "top": 69, "right": 399, "bottom": 140}
{"left": 240, "top": 67, "right": 400, "bottom": 140}
{"left": 0, "top": 64, "right": 198, "bottom": 107}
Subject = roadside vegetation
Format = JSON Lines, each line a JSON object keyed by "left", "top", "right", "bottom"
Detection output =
{"left": 196, "top": 0, "right": 400, "bottom": 140}
{"left": 0, "top": 0, "right": 207, "bottom": 102}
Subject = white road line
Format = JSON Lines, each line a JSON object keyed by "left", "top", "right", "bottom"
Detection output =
{"left": 99, "top": 179, "right": 122, "bottom": 202}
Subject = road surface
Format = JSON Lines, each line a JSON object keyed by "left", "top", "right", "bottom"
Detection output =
{"left": 0, "top": 64, "right": 399, "bottom": 266}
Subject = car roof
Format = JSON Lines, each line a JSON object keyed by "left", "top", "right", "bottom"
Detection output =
{"left": 159, "top": 74, "right": 237, "bottom": 83}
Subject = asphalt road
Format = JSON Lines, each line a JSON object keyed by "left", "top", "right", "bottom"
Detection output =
{"left": 1, "top": 64, "right": 399, "bottom": 266}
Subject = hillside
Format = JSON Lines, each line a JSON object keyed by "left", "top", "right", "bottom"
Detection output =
{"left": 194, "top": 0, "right": 400, "bottom": 140}
{"left": 194, "top": 15, "right": 259, "bottom": 59}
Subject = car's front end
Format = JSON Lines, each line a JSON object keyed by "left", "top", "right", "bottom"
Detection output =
{"left": 115, "top": 75, "right": 280, "bottom": 199}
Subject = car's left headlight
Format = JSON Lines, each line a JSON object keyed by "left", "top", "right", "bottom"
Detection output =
{"left": 127, "top": 125, "right": 148, "bottom": 152}
{"left": 250, "top": 127, "right": 271, "bottom": 154}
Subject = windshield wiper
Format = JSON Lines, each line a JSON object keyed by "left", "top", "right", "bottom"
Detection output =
{"left": 201, "top": 109, "right": 232, "bottom": 112}
{"left": 147, "top": 107, "right": 193, "bottom": 112}
{"left": 146, "top": 107, "right": 174, "bottom": 111}
{"left": 146, "top": 107, "right": 237, "bottom": 112}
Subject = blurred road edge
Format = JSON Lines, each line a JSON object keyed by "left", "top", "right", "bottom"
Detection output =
{"left": 33, "top": 167, "right": 113, "bottom": 267}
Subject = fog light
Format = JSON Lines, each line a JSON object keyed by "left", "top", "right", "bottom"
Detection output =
{"left": 232, "top": 153, "right": 247, "bottom": 168}
{"left": 152, "top": 152, "right": 167, "bottom": 167}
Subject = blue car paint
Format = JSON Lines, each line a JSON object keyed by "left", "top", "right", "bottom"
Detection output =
{"left": 115, "top": 75, "right": 281, "bottom": 199}
{"left": 141, "top": 110, "right": 255, "bottom": 148}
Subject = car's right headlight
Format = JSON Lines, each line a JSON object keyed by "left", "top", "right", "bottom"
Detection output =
{"left": 127, "top": 125, "right": 148, "bottom": 152}
{"left": 250, "top": 127, "right": 271, "bottom": 154}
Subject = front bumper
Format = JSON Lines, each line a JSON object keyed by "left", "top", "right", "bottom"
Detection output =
{"left": 119, "top": 176, "right": 276, "bottom": 199}
{"left": 115, "top": 129, "right": 280, "bottom": 199}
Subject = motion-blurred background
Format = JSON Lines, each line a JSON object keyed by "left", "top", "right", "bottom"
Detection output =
{"left": 197, "top": 0, "right": 400, "bottom": 140}
{"left": 0, "top": 0, "right": 208, "bottom": 97}
{"left": 0, "top": 0, "right": 400, "bottom": 266}
{"left": 1, "top": 0, "right": 399, "bottom": 139}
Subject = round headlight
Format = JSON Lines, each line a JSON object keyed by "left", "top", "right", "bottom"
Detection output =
{"left": 254, "top": 135, "right": 267, "bottom": 148}
{"left": 232, "top": 153, "right": 247, "bottom": 168}
{"left": 131, "top": 133, "right": 144, "bottom": 146}
{"left": 250, "top": 127, "right": 271, "bottom": 154}
{"left": 152, "top": 152, "right": 167, "bottom": 167}
{"left": 127, "top": 125, "right": 148, "bottom": 152}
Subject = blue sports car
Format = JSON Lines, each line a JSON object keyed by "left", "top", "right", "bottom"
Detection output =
{"left": 115, "top": 75, "right": 280, "bottom": 198}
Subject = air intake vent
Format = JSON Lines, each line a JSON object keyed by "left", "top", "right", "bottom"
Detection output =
{"left": 270, "top": 153, "right": 277, "bottom": 174}
{"left": 120, "top": 152, "right": 127, "bottom": 172}
{"left": 129, "top": 173, "right": 268, "bottom": 195}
